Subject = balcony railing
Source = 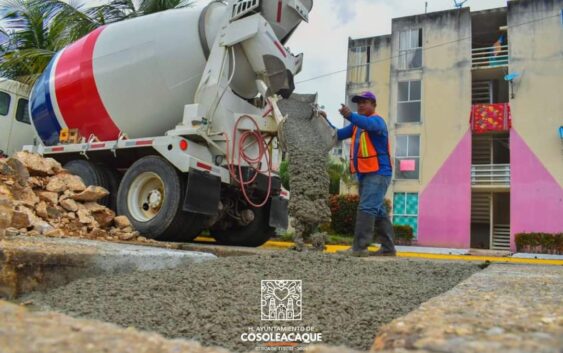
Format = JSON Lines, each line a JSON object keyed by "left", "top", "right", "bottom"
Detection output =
{"left": 471, "top": 164, "right": 511, "bottom": 187}
{"left": 471, "top": 103, "right": 512, "bottom": 134}
{"left": 472, "top": 45, "right": 509, "bottom": 69}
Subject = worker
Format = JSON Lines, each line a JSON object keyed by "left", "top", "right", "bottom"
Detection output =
{"left": 321, "top": 91, "right": 396, "bottom": 257}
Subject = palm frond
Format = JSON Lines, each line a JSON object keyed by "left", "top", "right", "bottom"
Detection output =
{"left": 0, "top": 47, "right": 55, "bottom": 83}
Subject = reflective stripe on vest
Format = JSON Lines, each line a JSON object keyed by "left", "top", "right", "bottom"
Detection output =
{"left": 349, "top": 116, "right": 391, "bottom": 174}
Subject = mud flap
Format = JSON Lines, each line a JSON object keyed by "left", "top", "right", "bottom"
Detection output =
{"left": 183, "top": 170, "right": 221, "bottom": 216}
{"left": 269, "top": 196, "right": 289, "bottom": 229}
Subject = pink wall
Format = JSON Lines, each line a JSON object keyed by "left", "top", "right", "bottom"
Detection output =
{"left": 510, "top": 130, "right": 563, "bottom": 251}
{"left": 418, "top": 131, "right": 472, "bottom": 248}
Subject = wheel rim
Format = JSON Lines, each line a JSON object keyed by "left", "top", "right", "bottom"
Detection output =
{"left": 127, "top": 172, "right": 165, "bottom": 222}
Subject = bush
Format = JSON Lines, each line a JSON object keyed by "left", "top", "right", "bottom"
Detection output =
{"left": 515, "top": 233, "right": 563, "bottom": 255}
{"left": 279, "top": 160, "right": 290, "bottom": 190}
{"left": 393, "top": 225, "right": 414, "bottom": 245}
{"left": 328, "top": 194, "right": 392, "bottom": 236}
{"left": 329, "top": 194, "right": 359, "bottom": 235}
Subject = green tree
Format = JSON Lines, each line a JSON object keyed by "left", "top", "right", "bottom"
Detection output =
{"left": 0, "top": 0, "right": 76, "bottom": 83}
{"left": 279, "top": 159, "right": 290, "bottom": 190}
{"left": 95, "top": 0, "right": 194, "bottom": 22}
{"left": 0, "top": 0, "right": 194, "bottom": 84}
{"left": 327, "top": 159, "right": 343, "bottom": 195}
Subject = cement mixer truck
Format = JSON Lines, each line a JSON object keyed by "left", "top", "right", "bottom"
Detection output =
{"left": 24, "top": 0, "right": 316, "bottom": 246}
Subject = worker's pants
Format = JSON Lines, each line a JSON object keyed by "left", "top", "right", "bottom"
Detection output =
{"left": 356, "top": 174, "right": 396, "bottom": 252}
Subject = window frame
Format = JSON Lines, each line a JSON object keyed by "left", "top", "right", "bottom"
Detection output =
{"left": 394, "top": 134, "right": 421, "bottom": 180}
{"left": 348, "top": 45, "right": 371, "bottom": 83}
{"left": 0, "top": 91, "right": 11, "bottom": 117}
{"left": 398, "top": 28, "right": 423, "bottom": 70}
{"left": 393, "top": 192, "right": 419, "bottom": 237}
{"left": 397, "top": 80, "right": 422, "bottom": 124}
{"left": 15, "top": 98, "right": 31, "bottom": 125}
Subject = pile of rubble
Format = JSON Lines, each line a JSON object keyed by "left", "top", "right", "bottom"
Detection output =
{"left": 0, "top": 152, "right": 142, "bottom": 242}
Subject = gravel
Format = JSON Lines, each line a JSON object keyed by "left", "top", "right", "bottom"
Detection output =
{"left": 25, "top": 252, "right": 481, "bottom": 352}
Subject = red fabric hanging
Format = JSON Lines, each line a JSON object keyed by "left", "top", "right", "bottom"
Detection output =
{"left": 470, "top": 103, "right": 512, "bottom": 134}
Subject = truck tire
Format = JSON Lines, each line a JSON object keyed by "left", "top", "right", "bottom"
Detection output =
{"left": 96, "top": 165, "right": 121, "bottom": 211}
{"left": 212, "top": 206, "right": 276, "bottom": 247}
{"left": 64, "top": 160, "right": 120, "bottom": 209}
{"left": 116, "top": 156, "right": 204, "bottom": 242}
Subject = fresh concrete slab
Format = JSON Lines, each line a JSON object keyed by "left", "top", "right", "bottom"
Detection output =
{"left": 0, "top": 235, "right": 216, "bottom": 298}
{"left": 372, "top": 264, "right": 563, "bottom": 353}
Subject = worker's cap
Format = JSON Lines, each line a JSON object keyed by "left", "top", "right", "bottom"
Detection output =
{"left": 351, "top": 91, "right": 377, "bottom": 103}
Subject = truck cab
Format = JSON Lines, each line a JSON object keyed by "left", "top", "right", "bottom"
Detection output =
{"left": 0, "top": 79, "right": 35, "bottom": 156}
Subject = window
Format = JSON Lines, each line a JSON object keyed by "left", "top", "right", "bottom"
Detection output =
{"left": 397, "top": 80, "right": 421, "bottom": 123}
{"left": 0, "top": 91, "right": 10, "bottom": 116}
{"left": 395, "top": 135, "right": 420, "bottom": 180}
{"left": 393, "top": 192, "right": 419, "bottom": 237}
{"left": 15, "top": 99, "right": 30, "bottom": 124}
{"left": 399, "top": 28, "right": 422, "bottom": 69}
{"left": 348, "top": 45, "right": 370, "bottom": 83}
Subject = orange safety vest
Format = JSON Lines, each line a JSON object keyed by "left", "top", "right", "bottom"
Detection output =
{"left": 349, "top": 115, "right": 391, "bottom": 174}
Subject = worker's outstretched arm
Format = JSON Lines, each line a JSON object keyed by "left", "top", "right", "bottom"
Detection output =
{"left": 347, "top": 113, "right": 386, "bottom": 134}
{"left": 336, "top": 123, "right": 353, "bottom": 141}
{"left": 320, "top": 112, "right": 353, "bottom": 141}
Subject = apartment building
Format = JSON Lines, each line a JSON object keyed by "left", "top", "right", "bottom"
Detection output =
{"left": 344, "top": 0, "right": 563, "bottom": 251}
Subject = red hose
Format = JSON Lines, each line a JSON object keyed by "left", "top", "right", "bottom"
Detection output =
{"left": 223, "top": 115, "right": 272, "bottom": 208}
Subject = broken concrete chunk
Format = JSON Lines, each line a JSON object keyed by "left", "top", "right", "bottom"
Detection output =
{"left": 0, "top": 197, "right": 14, "bottom": 232}
{"left": 14, "top": 187, "right": 39, "bottom": 207}
{"left": 118, "top": 232, "right": 137, "bottom": 241}
{"left": 70, "top": 186, "right": 109, "bottom": 202}
{"left": 10, "top": 210, "right": 32, "bottom": 229}
{"left": 35, "top": 201, "right": 49, "bottom": 219}
{"left": 0, "top": 153, "right": 146, "bottom": 242}
{"left": 46, "top": 174, "right": 86, "bottom": 193}
{"left": 6, "top": 158, "right": 30, "bottom": 186}
{"left": 60, "top": 198, "right": 79, "bottom": 212}
{"left": 47, "top": 205, "right": 63, "bottom": 219}
{"left": 91, "top": 207, "right": 115, "bottom": 228}
{"left": 38, "top": 191, "right": 58, "bottom": 205}
{"left": 83, "top": 202, "right": 106, "bottom": 213}
{"left": 34, "top": 220, "right": 55, "bottom": 235}
{"left": 27, "top": 230, "right": 40, "bottom": 237}
{"left": 87, "top": 228, "right": 107, "bottom": 239}
{"left": 4, "top": 227, "right": 20, "bottom": 237}
{"left": 28, "top": 177, "right": 44, "bottom": 189}
{"left": 0, "top": 184, "right": 13, "bottom": 199}
{"left": 45, "top": 229, "right": 65, "bottom": 238}
{"left": 13, "top": 151, "right": 62, "bottom": 176}
{"left": 77, "top": 209, "right": 95, "bottom": 225}
{"left": 113, "top": 216, "right": 132, "bottom": 229}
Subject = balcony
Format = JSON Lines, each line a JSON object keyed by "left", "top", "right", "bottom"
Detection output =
{"left": 472, "top": 44, "right": 509, "bottom": 70}
{"left": 471, "top": 164, "right": 510, "bottom": 189}
{"left": 471, "top": 103, "right": 512, "bottom": 134}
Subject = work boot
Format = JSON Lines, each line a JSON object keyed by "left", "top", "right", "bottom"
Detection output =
{"left": 371, "top": 218, "right": 397, "bottom": 257}
{"left": 337, "top": 211, "right": 376, "bottom": 257}
{"left": 335, "top": 248, "right": 369, "bottom": 257}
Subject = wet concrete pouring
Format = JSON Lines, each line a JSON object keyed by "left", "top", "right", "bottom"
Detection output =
{"left": 278, "top": 94, "right": 335, "bottom": 251}
{"left": 23, "top": 253, "right": 480, "bottom": 352}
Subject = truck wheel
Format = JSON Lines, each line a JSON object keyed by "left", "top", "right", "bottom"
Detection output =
{"left": 212, "top": 206, "right": 275, "bottom": 247}
{"left": 64, "top": 160, "right": 117, "bottom": 209}
{"left": 116, "top": 156, "right": 204, "bottom": 242}
{"left": 97, "top": 165, "right": 121, "bottom": 211}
